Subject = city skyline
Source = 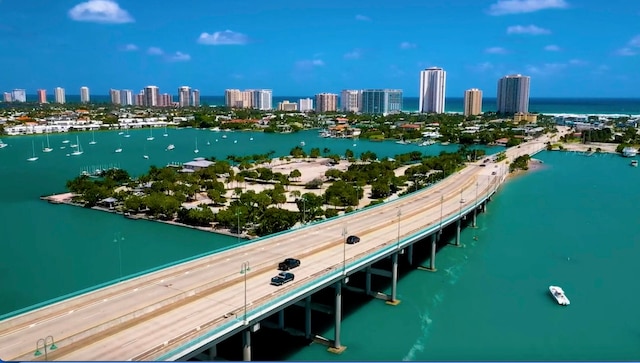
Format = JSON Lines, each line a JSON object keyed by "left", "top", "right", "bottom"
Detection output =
{"left": 0, "top": 0, "right": 638, "bottom": 98}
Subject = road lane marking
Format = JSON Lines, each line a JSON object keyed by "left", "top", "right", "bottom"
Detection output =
{"left": 121, "top": 338, "right": 138, "bottom": 347}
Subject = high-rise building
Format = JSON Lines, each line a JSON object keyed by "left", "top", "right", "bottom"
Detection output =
{"left": 178, "top": 86, "right": 191, "bottom": 107}
{"left": 144, "top": 86, "right": 159, "bottom": 107}
{"left": 54, "top": 87, "right": 66, "bottom": 104}
{"left": 225, "top": 89, "right": 250, "bottom": 108}
{"left": 463, "top": 88, "right": 483, "bottom": 116}
{"left": 159, "top": 93, "right": 173, "bottom": 107}
{"left": 110, "top": 89, "right": 121, "bottom": 105}
{"left": 251, "top": 89, "right": 273, "bottom": 110}
{"left": 37, "top": 89, "right": 47, "bottom": 104}
{"left": 360, "top": 89, "right": 403, "bottom": 115}
{"left": 80, "top": 86, "right": 90, "bottom": 103}
{"left": 120, "top": 90, "right": 133, "bottom": 105}
{"left": 315, "top": 93, "right": 338, "bottom": 113}
{"left": 2, "top": 92, "right": 11, "bottom": 102}
{"left": 340, "top": 90, "right": 361, "bottom": 112}
{"left": 135, "top": 92, "right": 144, "bottom": 106}
{"left": 298, "top": 98, "right": 313, "bottom": 112}
{"left": 497, "top": 74, "right": 530, "bottom": 114}
{"left": 191, "top": 89, "right": 200, "bottom": 107}
{"left": 277, "top": 100, "right": 298, "bottom": 111}
{"left": 11, "top": 89, "right": 26, "bottom": 102}
{"left": 419, "top": 67, "right": 446, "bottom": 113}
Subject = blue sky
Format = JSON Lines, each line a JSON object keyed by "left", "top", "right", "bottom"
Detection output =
{"left": 0, "top": 0, "right": 639, "bottom": 97}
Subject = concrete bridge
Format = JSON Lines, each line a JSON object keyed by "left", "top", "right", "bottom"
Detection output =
{"left": 0, "top": 137, "right": 550, "bottom": 361}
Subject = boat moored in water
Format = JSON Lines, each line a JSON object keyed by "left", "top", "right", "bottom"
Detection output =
{"left": 549, "top": 285, "right": 570, "bottom": 305}
{"left": 631, "top": 160, "right": 638, "bottom": 167}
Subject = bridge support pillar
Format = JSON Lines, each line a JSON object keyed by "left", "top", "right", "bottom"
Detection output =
{"left": 327, "top": 282, "right": 346, "bottom": 354}
{"left": 242, "top": 329, "right": 251, "bottom": 361}
{"left": 365, "top": 265, "right": 372, "bottom": 296}
{"left": 407, "top": 244, "right": 414, "bottom": 265}
{"left": 385, "top": 253, "right": 401, "bottom": 306}
{"left": 482, "top": 201, "right": 487, "bottom": 212}
{"left": 429, "top": 233, "right": 438, "bottom": 271}
{"left": 305, "top": 296, "right": 312, "bottom": 339}
{"left": 208, "top": 344, "right": 217, "bottom": 361}
{"left": 455, "top": 220, "right": 461, "bottom": 247}
{"left": 278, "top": 309, "right": 285, "bottom": 330}
{"left": 472, "top": 209, "right": 477, "bottom": 228}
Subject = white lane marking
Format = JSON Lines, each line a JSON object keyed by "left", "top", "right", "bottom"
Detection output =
{"left": 29, "top": 323, "right": 36, "bottom": 328}
{"left": 121, "top": 338, "right": 138, "bottom": 347}
{"left": 68, "top": 310, "right": 74, "bottom": 314}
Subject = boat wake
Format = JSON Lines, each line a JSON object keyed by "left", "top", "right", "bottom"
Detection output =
{"left": 402, "top": 294, "right": 443, "bottom": 361}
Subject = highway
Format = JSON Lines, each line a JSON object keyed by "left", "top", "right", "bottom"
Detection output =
{"left": 0, "top": 135, "right": 551, "bottom": 361}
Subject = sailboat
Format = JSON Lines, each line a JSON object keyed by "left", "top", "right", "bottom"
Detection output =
{"left": 147, "top": 127, "right": 154, "bottom": 141}
{"left": 27, "top": 140, "right": 38, "bottom": 161}
{"left": 71, "top": 136, "right": 83, "bottom": 156}
{"left": 43, "top": 132, "right": 53, "bottom": 152}
{"left": 143, "top": 145, "right": 149, "bottom": 159}
{"left": 89, "top": 130, "right": 97, "bottom": 145}
{"left": 163, "top": 125, "right": 168, "bottom": 137}
{"left": 115, "top": 143, "right": 123, "bottom": 153}
{"left": 124, "top": 128, "right": 131, "bottom": 138}
{"left": 194, "top": 138, "right": 199, "bottom": 154}
{"left": 0, "top": 139, "right": 7, "bottom": 148}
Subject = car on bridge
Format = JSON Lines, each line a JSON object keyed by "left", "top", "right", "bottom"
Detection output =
{"left": 278, "top": 258, "right": 300, "bottom": 271}
{"left": 270, "top": 272, "right": 295, "bottom": 286}
{"left": 346, "top": 235, "right": 360, "bottom": 244}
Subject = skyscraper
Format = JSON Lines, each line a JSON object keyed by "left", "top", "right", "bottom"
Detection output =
{"left": 419, "top": 67, "right": 446, "bottom": 113}
{"left": 497, "top": 74, "right": 530, "bottom": 114}
{"left": 360, "top": 89, "right": 403, "bottom": 115}
{"left": 315, "top": 93, "right": 338, "bottom": 113}
{"left": 120, "top": 90, "right": 133, "bottom": 105}
{"left": 463, "top": 88, "right": 483, "bottom": 116}
{"left": 110, "top": 89, "right": 121, "bottom": 105}
{"left": 37, "top": 89, "right": 47, "bottom": 104}
{"left": 80, "top": 86, "right": 90, "bottom": 103}
{"left": 340, "top": 90, "right": 361, "bottom": 112}
{"left": 178, "top": 86, "right": 191, "bottom": 107}
{"left": 54, "top": 87, "right": 66, "bottom": 104}
{"left": 191, "top": 89, "right": 200, "bottom": 107}
{"left": 298, "top": 98, "right": 313, "bottom": 112}
{"left": 144, "top": 86, "right": 159, "bottom": 107}
{"left": 11, "top": 89, "right": 26, "bottom": 102}
{"left": 251, "top": 89, "right": 272, "bottom": 110}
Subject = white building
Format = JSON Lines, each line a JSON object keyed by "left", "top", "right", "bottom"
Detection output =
{"left": 298, "top": 98, "right": 313, "bottom": 112}
{"left": 340, "top": 90, "right": 361, "bottom": 113}
{"left": 80, "top": 86, "right": 90, "bottom": 103}
{"left": 251, "top": 89, "right": 272, "bottom": 110}
{"left": 419, "top": 67, "right": 446, "bottom": 113}
{"left": 110, "top": 89, "right": 121, "bottom": 105}
{"left": 11, "top": 89, "right": 26, "bottom": 102}
{"left": 497, "top": 74, "right": 530, "bottom": 114}
{"left": 120, "top": 89, "right": 133, "bottom": 105}
{"left": 54, "top": 87, "right": 66, "bottom": 104}
{"left": 144, "top": 86, "right": 159, "bottom": 107}
{"left": 178, "top": 86, "right": 191, "bottom": 107}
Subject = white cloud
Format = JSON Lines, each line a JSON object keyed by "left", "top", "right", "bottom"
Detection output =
{"left": 526, "top": 62, "right": 567, "bottom": 75}
{"left": 344, "top": 49, "right": 363, "bottom": 59}
{"left": 399, "top": 41, "right": 417, "bottom": 49}
{"left": 121, "top": 43, "right": 138, "bottom": 51}
{"left": 485, "top": 46, "right": 508, "bottom": 54}
{"left": 507, "top": 25, "right": 551, "bottom": 35}
{"left": 544, "top": 44, "right": 561, "bottom": 51}
{"left": 167, "top": 51, "right": 190, "bottom": 62}
{"left": 295, "top": 59, "right": 325, "bottom": 69}
{"left": 468, "top": 62, "right": 494, "bottom": 72}
{"left": 355, "top": 14, "right": 371, "bottom": 21}
{"left": 147, "top": 47, "right": 164, "bottom": 55}
{"left": 615, "top": 35, "right": 640, "bottom": 56}
{"left": 616, "top": 47, "right": 636, "bottom": 56}
{"left": 68, "top": 0, "right": 134, "bottom": 24}
{"left": 568, "top": 59, "right": 587, "bottom": 66}
{"left": 630, "top": 35, "right": 640, "bottom": 47}
{"left": 197, "top": 30, "right": 249, "bottom": 45}
{"left": 487, "top": 0, "right": 568, "bottom": 15}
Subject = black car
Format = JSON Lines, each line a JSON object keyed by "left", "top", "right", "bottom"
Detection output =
{"left": 278, "top": 258, "right": 301, "bottom": 271}
{"left": 346, "top": 235, "right": 360, "bottom": 244}
{"left": 270, "top": 272, "right": 295, "bottom": 286}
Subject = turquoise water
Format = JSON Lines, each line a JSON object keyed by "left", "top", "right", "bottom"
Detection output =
{"left": 284, "top": 151, "right": 640, "bottom": 361}
{"left": 0, "top": 129, "right": 481, "bottom": 316}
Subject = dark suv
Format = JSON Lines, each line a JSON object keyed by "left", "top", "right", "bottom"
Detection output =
{"left": 346, "top": 235, "right": 360, "bottom": 244}
{"left": 270, "top": 272, "right": 295, "bottom": 286}
{"left": 278, "top": 258, "right": 301, "bottom": 271}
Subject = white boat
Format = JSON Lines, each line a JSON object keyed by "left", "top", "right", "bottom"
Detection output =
{"left": 249, "top": 137, "right": 254, "bottom": 141}
{"left": 62, "top": 139, "right": 70, "bottom": 144}
{"left": 194, "top": 139, "right": 199, "bottom": 154}
{"left": 300, "top": 141, "right": 306, "bottom": 146}
{"left": 166, "top": 144, "right": 175, "bottom": 151}
{"left": 222, "top": 135, "right": 227, "bottom": 139}
{"left": 115, "top": 143, "right": 123, "bottom": 153}
{"left": 43, "top": 133, "right": 53, "bottom": 152}
{"left": 147, "top": 128, "right": 154, "bottom": 141}
{"left": 163, "top": 125, "right": 168, "bottom": 137}
{"left": 206, "top": 140, "right": 210, "bottom": 146}
{"left": 549, "top": 285, "right": 570, "bottom": 305}
{"left": 631, "top": 160, "right": 638, "bottom": 167}
{"left": 89, "top": 130, "right": 97, "bottom": 145}
{"left": 124, "top": 129, "right": 131, "bottom": 138}
{"left": 143, "top": 155, "right": 149, "bottom": 159}
{"left": 71, "top": 136, "right": 83, "bottom": 156}
{"left": 118, "top": 131, "right": 124, "bottom": 135}
{"left": 0, "top": 139, "right": 7, "bottom": 148}
{"left": 27, "top": 141, "right": 38, "bottom": 162}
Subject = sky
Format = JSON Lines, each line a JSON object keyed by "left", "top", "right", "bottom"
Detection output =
{"left": 0, "top": 0, "right": 639, "bottom": 98}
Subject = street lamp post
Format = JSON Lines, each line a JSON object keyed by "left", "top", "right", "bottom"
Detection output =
{"left": 236, "top": 209, "right": 242, "bottom": 244}
{"left": 439, "top": 195, "right": 444, "bottom": 237}
{"left": 302, "top": 197, "right": 306, "bottom": 224}
{"left": 240, "top": 261, "right": 251, "bottom": 325}
{"left": 34, "top": 336, "right": 57, "bottom": 360}
{"left": 396, "top": 208, "right": 402, "bottom": 250}
{"left": 341, "top": 226, "right": 347, "bottom": 276}
{"left": 459, "top": 188, "right": 463, "bottom": 217}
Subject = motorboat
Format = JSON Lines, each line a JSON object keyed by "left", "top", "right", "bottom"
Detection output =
{"left": 631, "top": 160, "right": 638, "bottom": 167}
{"left": 549, "top": 285, "right": 570, "bottom": 305}
{"left": 166, "top": 144, "right": 175, "bottom": 151}
{"left": 0, "top": 139, "right": 7, "bottom": 148}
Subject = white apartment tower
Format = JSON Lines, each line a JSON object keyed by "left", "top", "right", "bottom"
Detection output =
{"left": 120, "top": 89, "right": 133, "bottom": 105}
{"left": 11, "top": 89, "right": 26, "bottom": 102}
{"left": 144, "top": 86, "right": 159, "bottom": 107}
{"left": 497, "top": 74, "right": 530, "bottom": 114}
{"left": 110, "top": 89, "right": 121, "bottom": 105}
{"left": 252, "top": 89, "right": 273, "bottom": 110}
{"left": 192, "top": 89, "right": 200, "bottom": 107}
{"left": 298, "top": 98, "right": 313, "bottom": 112}
{"left": 80, "top": 86, "right": 90, "bottom": 103}
{"left": 419, "top": 67, "right": 446, "bottom": 113}
{"left": 178, "top": 86, "right": 191, "bottom": 107}
{"left": 340, "top": 90, "right": 361, "bottom": 113}
{"left": 54, "top": 87, "right": 66, "bottom": 104}
{"left": 463, "top": 88, "right": 483, "bottom": 116}
{"left": 315, "top": 93, "right": 338, "bottom": 113}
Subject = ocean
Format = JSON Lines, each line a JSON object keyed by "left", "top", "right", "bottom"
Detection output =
{"left": 1, "top": 129, "right": 639, "bottom": 360}
{"left": 8, "top": 96, "right": 640, "bottom": 115}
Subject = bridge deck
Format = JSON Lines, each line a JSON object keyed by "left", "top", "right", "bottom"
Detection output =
{"left": 0, "top": 138, "right": 551, "bottom": 361}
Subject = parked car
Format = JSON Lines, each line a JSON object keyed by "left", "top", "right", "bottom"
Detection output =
{"left": 346, "top": 235, "right": 360, "bottom": 244}
{"left": 278, "top": 258, "right": 301, "bottom": 271}
{"left": 270, "top": 272, "right": 295, "bottom": 286}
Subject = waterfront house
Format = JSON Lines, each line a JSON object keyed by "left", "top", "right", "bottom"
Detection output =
{"left": 622, "top": 147, "right": 638, "bottom": 157}
{"left": 180, "top": 157, "right": 214, "bottom": 173}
